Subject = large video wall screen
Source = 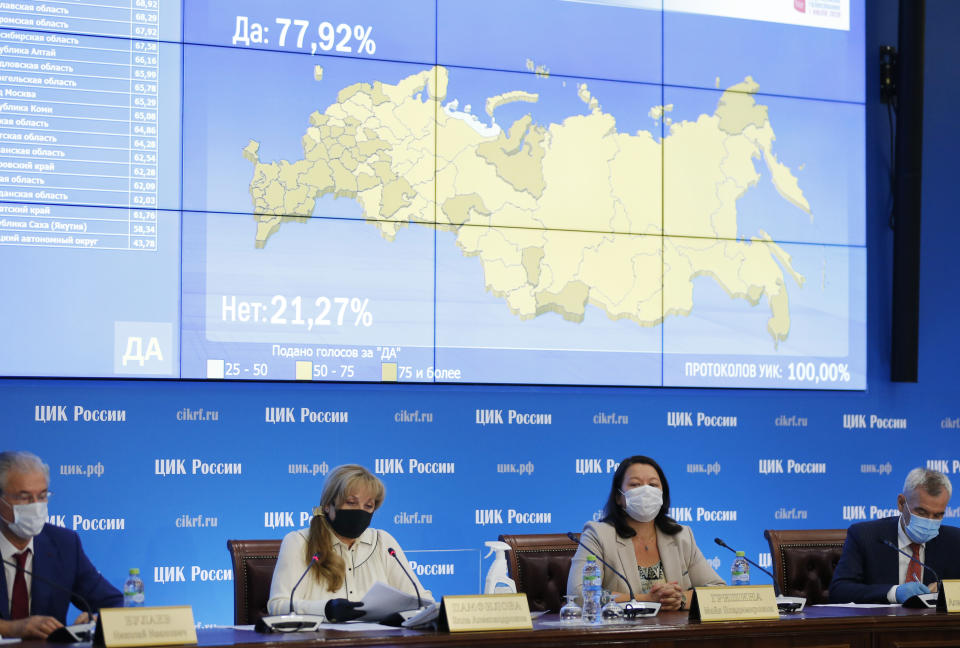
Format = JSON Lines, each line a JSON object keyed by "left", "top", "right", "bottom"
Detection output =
{"left": 0, "top": 0, "right": 865, "bottom": 388}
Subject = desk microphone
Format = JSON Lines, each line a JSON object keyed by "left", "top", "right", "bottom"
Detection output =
{"left": 713, "top": 538, "right": 804, "bottom": 612}
{"left": 387, "top": 547, "right": 421, "bottom": 609}
{"left": 0, "top": 556, "right": 95, "bottom": 642}
{"left": 288, "top": 553, "right": 319, "bottom": 615}
{"left": 714, "top": 538, "right": 780, "bottom": 594}
{"left": 879, "top": 538, "right": 942, "bottom": 584}
{"left": 566, "top": 532, "right": 655, "bottom": 617}
{"left": 255, "top": 553, "right": 321, "bottom": 633}
{"left": 879, "top": 537, "right": 943, "bottom": 606}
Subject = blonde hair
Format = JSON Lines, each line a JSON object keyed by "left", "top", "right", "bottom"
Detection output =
{"left": 305, "top": 464, "right": 385, "bottom": 591}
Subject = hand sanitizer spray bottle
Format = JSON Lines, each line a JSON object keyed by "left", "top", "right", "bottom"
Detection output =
{"left": 483, "top": 541, "right": 517, "bottom": 594}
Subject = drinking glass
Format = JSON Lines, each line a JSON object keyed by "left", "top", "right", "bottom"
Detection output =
{"left": 559, "top": 594, "right": 582, "bottom": 623}
{"left": 600, "top": 590, "right": 625, "bottom": 622}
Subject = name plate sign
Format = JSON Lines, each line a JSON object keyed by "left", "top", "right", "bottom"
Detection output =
{"left": 940, "top": 580, "right": 960, "bottom": 613}
{"left": 688, "top": 585, "right": 779, "bottom": 622}
{"left": 97, "top": 605, "right": 198, "bottom": 647}
{"left": 439, "top": 593, "right": 533, "bottom": 632}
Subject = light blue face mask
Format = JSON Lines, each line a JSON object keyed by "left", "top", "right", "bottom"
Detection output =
{"left": 903, "top": 502, "right": 942, "bottom": 544}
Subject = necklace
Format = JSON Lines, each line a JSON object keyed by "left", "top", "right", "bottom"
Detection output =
{"left": 635, "top": 534, "right": 657, "bottom": 552}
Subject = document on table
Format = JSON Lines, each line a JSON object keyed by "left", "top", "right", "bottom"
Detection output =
{"left": 359, "top": 581, "right": 428, "bottom": 622}
{"left": 325, "top": 622, "right": 405, "bottom": 632}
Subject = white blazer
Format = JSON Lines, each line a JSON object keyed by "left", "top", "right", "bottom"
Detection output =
{"left": 267, "top": 527, "right": 432, "bottom": 618}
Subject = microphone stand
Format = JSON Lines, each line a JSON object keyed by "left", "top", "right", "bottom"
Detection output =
{"left": 256, "top": 554, "right": 323, "bottom": 632}
{"left": 566, "top": 532, "right": 658, "bottom": 618}
{"left": 713, "top": 538, "right": 780, "bottom": 593}
{"left": 387, "top": 547, "right": 422, "bottom": 609}
{"left": 713, "top": 538, "right": 804, "bottom": 612}
{"left": 879, "top": 538, "right": 943, "bottom": 609}
{"left": 0, "top": 557, "right": 96, "bottom": 642}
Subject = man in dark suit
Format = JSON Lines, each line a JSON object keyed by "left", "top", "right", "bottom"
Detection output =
{"left": 830, "top": 467, "right": 960, "bottom": 603}
{"left": 0, "top": 451, "right": 123, "bottom": 638}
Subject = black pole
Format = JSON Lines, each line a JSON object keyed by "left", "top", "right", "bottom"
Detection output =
{"left": 890, "top": 0, "right": 925, "bottom": 382}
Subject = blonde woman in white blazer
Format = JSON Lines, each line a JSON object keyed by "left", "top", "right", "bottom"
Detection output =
{"left": 267, "top": 464, "right": 431, "bottom": 622}
{"left": 567, "top": 455, "right": 724, "bottom": 610}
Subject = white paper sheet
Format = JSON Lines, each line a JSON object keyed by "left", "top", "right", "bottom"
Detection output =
{"left": 324, "top": 622, "right": 405, "bottom": 632}
{"left": 359, "top": 581, "right": 429, "bottom": 622}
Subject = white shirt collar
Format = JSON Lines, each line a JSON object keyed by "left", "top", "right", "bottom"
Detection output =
{"left": 0, "top": 529, "right": 34, "bottom": 562}
{"left": 330, "top": 526, "right": 377, "bottom": 550}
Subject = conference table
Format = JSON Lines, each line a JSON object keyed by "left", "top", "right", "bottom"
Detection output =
{"left": 27, "top": 606, "right": 960, "bottom": 648}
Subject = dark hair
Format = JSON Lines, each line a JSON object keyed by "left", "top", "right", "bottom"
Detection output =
{"left": 602, "top": 455, "right": 682, "bottom": 538}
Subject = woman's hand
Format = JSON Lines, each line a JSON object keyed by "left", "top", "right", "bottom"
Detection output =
{"left": 324, "top": 598, "right": 365, "bottom": 622}
{"left": 648, "top": 582, "right": 684, "bottom": 610}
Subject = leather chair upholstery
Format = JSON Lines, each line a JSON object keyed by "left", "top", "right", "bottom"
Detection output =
{"left": 226, "top": 539, "right": 282, "bottom": 625}
{"left": 764, "top": 529, "right": 847, "bottom": 604}
{"left": 498, "top": 533, "right": 579, "bottom": 612}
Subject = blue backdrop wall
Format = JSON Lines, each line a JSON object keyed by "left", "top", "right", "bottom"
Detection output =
{"left": 3, "top": 0, "right": 959, "bottom": 625}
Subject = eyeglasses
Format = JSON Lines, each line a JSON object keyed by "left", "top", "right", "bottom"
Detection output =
{"left": 1, "top": 491, "right": 52, "bottom": 505}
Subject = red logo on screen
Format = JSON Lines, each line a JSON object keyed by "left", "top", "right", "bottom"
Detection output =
{"left": 794, "top": 0, "right": 806, "bottom": 12}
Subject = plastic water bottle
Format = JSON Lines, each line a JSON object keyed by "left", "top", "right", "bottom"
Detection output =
{"left": 731, "top": 551, "right": 750, "bottom": 586}
{"left": 123, "top": 568, "right": 145, "bottom": 607}
{"left": 581, "top": 555, "right": 602, "bottom": 623}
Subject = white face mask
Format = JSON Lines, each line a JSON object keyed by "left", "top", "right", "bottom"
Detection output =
{"left": 620, "top": 485, "right": 663, "bottom": 523}
{"left": 4, "top": 500, "right": 47, "bottom": 539}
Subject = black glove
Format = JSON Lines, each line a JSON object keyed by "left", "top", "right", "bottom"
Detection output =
{"left": 324, "top": 598, "right": 365, "bottom": 622}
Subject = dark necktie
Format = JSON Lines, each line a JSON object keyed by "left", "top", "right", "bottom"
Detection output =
{"left": 906, "top": 542, "right": 923, "bottom": 585}
{"left": 11, "top": 548, "right": 30, "bottom": 619}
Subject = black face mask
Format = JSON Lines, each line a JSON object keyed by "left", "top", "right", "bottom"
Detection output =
{"left": 329, "top": 508, "right": 372, "bottom": 539}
